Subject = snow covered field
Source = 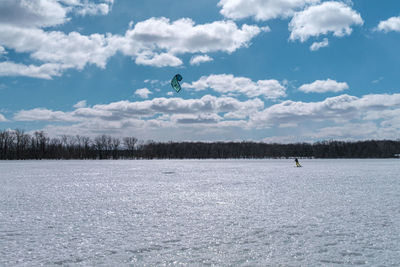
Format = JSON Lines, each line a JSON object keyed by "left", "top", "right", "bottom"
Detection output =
{"left": 1, "top": 159, "right": 399, "bottom": 266}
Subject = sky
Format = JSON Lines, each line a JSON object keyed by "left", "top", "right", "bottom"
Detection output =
{"left": 0, "top": 0, "right": 400, "bottom": 143}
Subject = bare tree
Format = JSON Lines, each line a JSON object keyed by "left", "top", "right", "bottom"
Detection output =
{"left": 82, "top": 136, "right": 91, "bottom": 159}
{"left": 0, "top": 130, "right": 13, "bottom": 159}
{"left": 14, "top": 129, "right": 30, "bottom": 159}
{"left": 112, "top": 137, "right": 120, "bottom": 159}
{"left": 2, "top": 128, "right": 400, "bottom": 160}
{"left": 123, "top": 137, "right": 137, "bottom": 158}
{"left": 94, "top": 135, "right": 112, "bottom": 159}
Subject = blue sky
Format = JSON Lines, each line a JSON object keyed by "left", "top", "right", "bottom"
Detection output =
{"left": 0, "top": 0, "right": 400, "bottom": 142}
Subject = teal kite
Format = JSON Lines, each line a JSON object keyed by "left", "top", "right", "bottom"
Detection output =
{"left": 171, "top": 74, "right": 183, "bottom": 93}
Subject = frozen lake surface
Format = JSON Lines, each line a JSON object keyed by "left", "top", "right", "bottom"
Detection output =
{"left": 1, "top": 159, "right": 400, "bottom": 266}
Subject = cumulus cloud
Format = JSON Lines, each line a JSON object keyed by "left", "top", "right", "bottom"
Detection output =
{"left": 0, "top": 61, "right": 65, "bottom": 79}
{"left": 0, "top": 25, "right": 118, "bottom": 71}
{"left": 16, "top": 101, "right": 242, "bottom": 142}
{"left": 310, "top": 122, "right": 378, "bottom": 140}
{"left": 0, "top": 46, "right": 7, "bottom": 55}
{"left": 377, "top": 109, "right": 400, "bottom": 129}
{"left": 120, "top": 17, "right": 264, "bottom": 66}
{"left": 0, "top": 0, "right": 68, "bottom": 28}
{"left": 13, "top": 95, "right": 265, "bottom": 140}
{"left": 144, "top": 79, "right": 159, "bottom": 85}
{"left": 0, "top": 0, "right": 113, "bottom": 28}
{"left": 251, "top": 93, "right": 400, "bottom": 128}
{"left": 14, "top": 108, "right": 77, "bottom": 122}
{"left": 0, "top": 15, "right": 265, "bottom": 77}
{"left": 135, "top": 88, "right": 152, "bottom": 99}
{"left": 376, "top": 16, "right": 400, "bottom": 33}
{"left": 289, "top": 1, "right": 363, "bottom": 42}
{"left": 0, "top": 1, "right": 264, "bottom": 77}
{"left": 73, "top": 100, "right": 87, "bottom": 108}
{"left": 218, "top": 0, "right": 319, "bottom": 21}
{"left": 134, "top": 52, "right": 182, "bottom": 67}
{"left": 0, "top": 113, "right": 7, "bottom": 122}
{"left": 190, "top": 55, "right": 213, "bottom": 65}
{"left": 299, "top": 79, "right": 349, "bottom": 93}
{"left": 252, "top": 94, "right": 357, "bottom": 127}
{"left": 183, "top": 74, "right": 287, "bottom": 99}
{"left": 14, "top": 95, "right": 264, "bottom": 122}
{"left": 72, "top": 0, "right": 114, "bottom": 16}
{"left": 310, "top": 38, "right": 329, "bottom": 51}
{"left": 371, "top": 77, "right": 384, "bottom": 84}
{"left": 172, "top": 113, "right": 223, "bottom": 124}
{"left": 12, "top": 93, "right": 400, "bottom": 141}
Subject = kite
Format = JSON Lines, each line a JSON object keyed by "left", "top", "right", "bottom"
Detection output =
{"left": 171, "top": 74, "right": 183, "bottom": 93}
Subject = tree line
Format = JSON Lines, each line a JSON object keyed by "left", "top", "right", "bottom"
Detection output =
{"left": 1, "top": 129, "right": 400, "bottom": 160}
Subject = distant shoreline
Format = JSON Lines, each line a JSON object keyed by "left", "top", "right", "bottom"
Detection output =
{"left": 1, "top": 157, "right": 399, "bottom": 161}
{"left": 1, "top": 129, "right": 400, "bottom": 160}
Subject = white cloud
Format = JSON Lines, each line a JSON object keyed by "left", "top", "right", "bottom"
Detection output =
{"left": 310, "top": 38, "right": 329, "bottom": 51}
{"left": 218, "top": 0, "right": 319, "bottom": 21}
{"left": 378, "top": 109, "right": 400, "bottom": 129}
{"left": 0, "top": 46, "right": 6, "bottom": 56}
{"left": 371, "top": 77, "right": 384, "bottom": 84}
{"left": 0, "top": 61, "right": 65, "bottom": 79}
{"left": 299, "top": 79, "right": 349, "bottom": 93}
{"left": 223, "top": 98, "right": 264, "bottom": 119}
{"left": 1, "top": 2, "right": 266, "bottom": 76}
{"left": 13, "top": 95, "right": 264, "bottom": 140}
{"left": 262, "top": 135, "right": 300, "bottom": 144}
{"left": 251, "top": 93, "right": 400, "bottom": 129}
{"left": 72, "top": 1, "right": 113, "bottom": 16}
{"left": 0, "top": 0, "right": 113, "bottom": 29}
{"left": 265, "top": 120, "right": 399, "bottom": 143}
{"left": 278, "top": 122, "right": 298, "bottom": 128}
{"left": 289, "top": 1, "right": 363, "bottom": 42}
{"left": 251, "top": 94, "right": 357, "bottom": 128}
{"left": 310, "top": 122, "right": 378, "bottom": 139}
{"left": 0, "top": 113, "right": 7, "bottom": 122}
{"left": 72, "top": 107, "right": 112, "bottom": 118}
{"left": 190, "top": 55, "right": 213, "bottom": 65}
{"left": 58, "top": 0, "right": 115, "bottom": 17}
{"left": 0, "top": 16, "right": 265, "bottom": 77}
{"left": 120, "top": 17, "right": 264, "bottom": 65}
{"left": 14, "top": 108, "right": 77, "bottom": 122}
{"left": 144, "top": 79, "right": 159, "bottom": 84}
{"left": 183, "top": 74, "right": 287, "bottom": 99}
{"left": 135, "top": 88, "right": 152, "bottom": 99}
{"left": 73, "top": 100, "right": 87, "bottom": 108}
{"left": 376, "top": 16, "right": 400, "bottom": 33}
{"left": 134, "top": 52, "right": 182, "bottom": 67}
{"left": 0, "top": 25, "right": 118, "bottom": 71}
{"left": 0, "top": 0, "right": 68, "bottom": 28}
{"left": 15, "top": 95, "right": 263, "bottom": 122}
{"left": 12, "top": 93, "right": 400, "bottom": 141}
{"left": 171, "top": 113, "right": 223, "bottom": 124}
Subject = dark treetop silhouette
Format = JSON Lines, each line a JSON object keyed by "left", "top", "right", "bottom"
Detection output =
{"left": 1, "top": 129, "right": 400, "bottom": 160}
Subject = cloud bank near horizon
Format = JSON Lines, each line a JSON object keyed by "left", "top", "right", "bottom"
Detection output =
{"left": 10, "top": 92, "right": 400, "bottom": 142}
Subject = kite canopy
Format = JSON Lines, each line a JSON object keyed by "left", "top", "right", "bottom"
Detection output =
{"left": 171, "top": 74, "right": 183, "bottom": 92}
